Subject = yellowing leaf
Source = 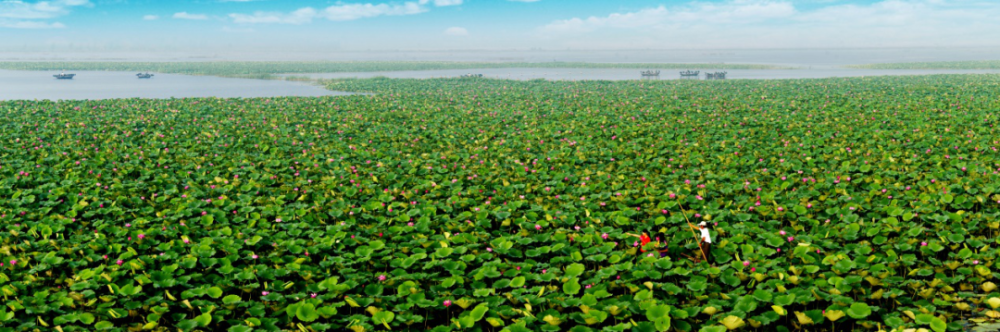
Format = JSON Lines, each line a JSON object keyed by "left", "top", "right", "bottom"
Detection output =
{"left": 794, "top": 311, "right": 814, "bottom": 325}
{"left": 772, "top": 305, "right": 786, "bottom": 316}
{"left": 824, "top": 310, "right": 846, "bottom": 321}
{"left": 720, "top": 316, "right": 745, "bottom": 330}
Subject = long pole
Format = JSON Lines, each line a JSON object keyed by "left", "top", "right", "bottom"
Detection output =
{"left": 677, "top": 204, "right": 710, "bottom": 263}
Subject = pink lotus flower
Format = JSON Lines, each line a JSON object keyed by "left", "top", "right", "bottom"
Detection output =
{"left": 262, "top": 291, "right": 269, "bottom": 296}
{"left": 921, "top": 241, "right": 928, "bottom": 246}
{"left": 535, "top": 224, "right": 542, "bottom": 231}
{"left": 633, "top": 241, "right": 639, "bottom": 247}
{"left": 125, "top": 223, "right": 131, "bottom": 228}
{"left": 9, "top": 260, "right": 16, "bottom": 266}
{"left": 378, "top": 274, "right": 387, "bottom": 281}
{"left": 779, "top": 230, "right": 786, "bottom": 236}
{"left": 974, "top": 260, "right": 980, "bottom": 265}
{"left": 751, "top": 267, "right": 756, "bottom": 272}
{"left": 252, "top": 254, "right": 258, "bottom": 259}
{"left": 443, "top": 300, "right": 452, "bottom": 307}
{"left": 486, "top": 247, "right": 493, "bottom": 252}
{"left": 743, "top": 261, "right": 750, "bottom": 266}
{"left": 138, "top": 234, "right": 145, "bottom": 239}
{"left": 787, "top": 237, "right": 794, "bottom": 242}
{"left": 116, "top": 259, "right": 123, "bottom": 266}
{"left": 310, "top": 293, "right": 317, "bottom": 298}
{"left": 601, "top": 233, "right": 609, "bottom": 240}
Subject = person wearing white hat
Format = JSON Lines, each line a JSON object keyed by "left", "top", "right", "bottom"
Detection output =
{"left": 698, "top": 222, "right": 712, "bottom": 262}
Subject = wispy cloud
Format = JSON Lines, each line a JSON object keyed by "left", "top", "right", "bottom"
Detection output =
{"left": 0, "top": 0, "right": 91, "bottom": 19}
{"left": 323, "top": 2, "right": 426, "bottom": 21}
{"left": 0, "top": 20, "right": 65, "bottom": 28}
{"left": 537, "top": 0, "right": 1000, "bottom": 48}
{"left": 142, "top": 14, "right": 158, "bottom": 20}
{"left": 0, "top": 0, "right": 90, "bottom": 29}
{"left": 419, "top": 0, "right": 462, "bottom": 6}
{"left": 228, "top": 0, "right": 462, "bottom": 24}
{"left": 173, "top": 11, "right": 209, "bottom": 20}
{"left": 444, "top": 26, "right": 467, "bottom": 36}
{"left": 229, "top": 7, "right": 315, "bottom": 24}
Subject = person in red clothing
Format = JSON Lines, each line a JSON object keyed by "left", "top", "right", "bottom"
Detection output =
{"left": 625, "top": 230, "right": 655, "bottom": 253}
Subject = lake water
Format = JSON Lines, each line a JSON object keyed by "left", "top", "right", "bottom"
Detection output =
{"left": 0, "top": 70, "right": 351, "bottom": 101}
{"left": 283, "top": 67, "right": 1000, "bottom": 81}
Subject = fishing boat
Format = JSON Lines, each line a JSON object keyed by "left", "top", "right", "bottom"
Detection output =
{"left": 640, "top": 70, "right": 660, "bottom": 77}
{"left": 136, "top": 72, "right": 154, "bottom": 79}
{"left": 54, "top": 72, "right": 76, "bottom": 80}
{"left": 679, "top": 70, "right": 699, "bottom": 79}
{"left": 460, "top": 74, "right": 483, "bottom": 78}
{"left": 705, "top": 71, "right": 728, "bottom": 80}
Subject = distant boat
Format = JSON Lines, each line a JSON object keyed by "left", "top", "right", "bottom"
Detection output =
{"left": 136, "top": 72, "right": 154, "bottom": 79}
{"left": 640, "top": 70, "right": 660, "bottom": 77}
{"left": 54, "top": 72, "right": 76, "bottom": 79}
{"left": 680, "top": 70, "right": 700, "bottom": 78}
{"left": 460, "top": 74, "right": 483, "bottom": 78}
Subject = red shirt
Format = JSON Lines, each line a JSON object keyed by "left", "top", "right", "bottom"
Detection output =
{"left": 640, "top": 234, "right": 651, "bottom": 252}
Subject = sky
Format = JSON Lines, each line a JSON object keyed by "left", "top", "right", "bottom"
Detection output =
{"left": 2, "top": 0, "right": 1000, "bottom": 54}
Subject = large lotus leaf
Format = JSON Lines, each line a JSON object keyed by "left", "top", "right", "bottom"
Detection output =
{"left": 563, "top": 278, "right": 581, "bottom": 295}
{"left": 845, "top": 302, "right": 871, "bottom": 319}
{"left": 372, "top": 311, "right": 395, "bottom": 328}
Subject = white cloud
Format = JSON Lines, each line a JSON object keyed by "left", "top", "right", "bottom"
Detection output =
{"left": 444, "top": 26, "right": 467, "bottom": 36}
{"left": 142, "top": 14, "right": 158, "bottom": 20}
{"left": 0, "top": 0, "right": 91, "bottom": 20}
{"left": 322, "top": 2, "right": 426, "bottom": 21}
{"left": 230, "top": 7, "right": 315, "bottom": 24}
{"left": 0, "top": 20, "right": 65, "bottom": 28}
{"left": 537, "top": 0, "right": 1000, "bottom": 48}
{"left": 227, "top": 0, "right": 466, "bottom": 24}
{"left": 0, "top": 0, "right": 88, "bottom": 29}
{"left": 173, "top": 12, "right": 209, "bottom": 20}
{"left": 419, "top": 0, "right": 462, "bottom": 6}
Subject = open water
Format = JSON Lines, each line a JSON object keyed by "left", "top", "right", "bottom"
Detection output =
{"left": 0, "top": 70, "right": 350, "bottom": 101}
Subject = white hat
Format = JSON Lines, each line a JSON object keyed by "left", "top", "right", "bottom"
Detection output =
{"left": 698, "top": 221, "right": 707, "bottom": 227}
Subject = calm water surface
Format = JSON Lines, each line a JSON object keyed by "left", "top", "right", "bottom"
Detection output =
{"left": 285, "top": 67, "right": 1000, "bottom": 81}
{"left": 0, "top": 70, "right": 352, "bottom": 100}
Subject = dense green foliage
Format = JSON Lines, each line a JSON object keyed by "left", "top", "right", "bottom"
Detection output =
{"left": 0, "top": 61, "right": 786, "bottom": 79}
{"left": 3, "top": 74, "right": 1000, "bottom": 332}
{"left": 850, "top": 60, "right": 1000, "bottom": 70}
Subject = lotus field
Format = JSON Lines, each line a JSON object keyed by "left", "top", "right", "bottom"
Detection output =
{"left": 4, "top": 74, "right": 1000, "bottom": 332}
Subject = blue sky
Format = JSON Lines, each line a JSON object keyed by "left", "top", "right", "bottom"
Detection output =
{"left": 3, "top": 0, "right": 1000, "bottom": 53}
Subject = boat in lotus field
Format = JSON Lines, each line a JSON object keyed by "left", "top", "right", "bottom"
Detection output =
{"left": 137, "top": 72, "right": 154, "bottom": 79}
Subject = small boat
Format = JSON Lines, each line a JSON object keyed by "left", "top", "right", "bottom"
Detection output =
{"left": 679, "top": 70, "right": 700, "bottom": 78}
{"left": 136, "top": 72, "right": 154, "bottom": 79}
{"left": 640, "top": 70, "right": 660, "bottom": 77}
{"left": 54, "top": 72, "right": 76, "bottom": 79}
{"left": 460, "top": 74, "right": 483, "bottom": 78}
{"left": 705, "top": 71, "right": 728, "bottom": 80}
